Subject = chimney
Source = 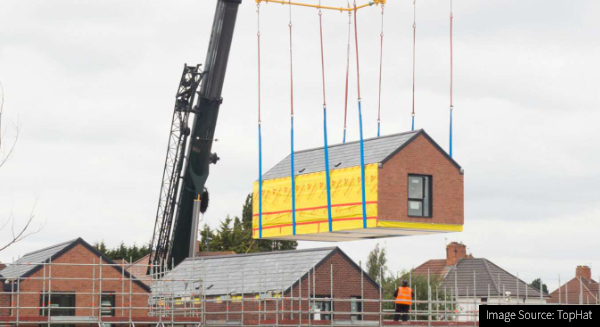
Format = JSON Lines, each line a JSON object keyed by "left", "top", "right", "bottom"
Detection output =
{"left": 446, "top": 242, "right": 467, "bottom": 266}
{"left": 576, "top": 265, "right": 591, "bottom": 280}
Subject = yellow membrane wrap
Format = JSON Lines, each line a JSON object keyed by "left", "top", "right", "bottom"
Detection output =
{"left": 253, "top": 164, "right": 378, "bottom": 238}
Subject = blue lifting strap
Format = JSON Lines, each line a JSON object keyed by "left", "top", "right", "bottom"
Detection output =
{"left": 323, "top": 106, "right": 333, "bottom": 232}
{"left": 358, "top": 99, "right": 368, "bottom": 228}
{"left": 258, "top": 123, "right": 263, "bottom": 238}
{"left": 291, "top": 116, "right": 297, "bottom": 235}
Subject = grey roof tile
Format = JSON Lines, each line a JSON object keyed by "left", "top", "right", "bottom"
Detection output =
{"left": 442, "top": 258, "right": 547, "bottom": 298}
{"left": 153, "top": 247, "right": 338, "bottom": 296}
{"left": 0, "top": 239, "right": 77, "bottom": 279}
{"left": 262, "top": 130, "right": 420, "bottom": 180}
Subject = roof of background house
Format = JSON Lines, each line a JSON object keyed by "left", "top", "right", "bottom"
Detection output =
{"left": 442, "top": 258, "right": 548, "bottom": 298}
{"left": 262, "top": 129, "right": 460, "bottom": 180}
{"left": 413, "top": 259, "right": 451, "bottom": 277}
{"left": 125, "top": 254, "right": 152, "bottom": 286}
{"left": 548, "top": 277, "right": 599, "bottom": 304}
{"left": 0, "top": 262, "right": 6, "bottom": 271}
{"left": 0, "top": 238, "right": 150, "bottom": 292}
{"left": 153, "top": 247, "right": 378, "bottom": 297}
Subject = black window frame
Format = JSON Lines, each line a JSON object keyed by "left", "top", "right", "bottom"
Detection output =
{"left": 100, "top": 292, "right": 116, "bottom": 317}
{"left": 39, "top": 292, "right": 76, "bottom": 317}
{"left": 310, "top": 295, "right": 333, "bottom": 321}
{"left": 350, "top": 296, "right": 362, "bottom": 321}
{"left": 407, "top": 174, "right": 432, "bottom": 218}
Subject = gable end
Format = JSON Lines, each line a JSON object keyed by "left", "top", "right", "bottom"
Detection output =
{"left": 380, "top": 129, "right": 462, "bottom": 172}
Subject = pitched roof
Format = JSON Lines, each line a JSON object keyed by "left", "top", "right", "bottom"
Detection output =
{"left": 442, "top": 258, "right": 548, "bottom": 298}
{"left": 0, "top": 239, "right": 76, "bottom": 279}
{"left": 413, "top": 259, "right": 450, "bottom": 277}
{"left": 548, "top": 277, "right": 599, "bottom": 304}
{"left": 153, "top": 247, "right": 377, "bottom": 297}
{"left": 262, "top": 129, "right": 460, "bottom": 180}
{"left": 125, "top": 254, "right": 152, "bottom": 286}
{"left": 0, "top": 238, "right": 151, "bottom": 292}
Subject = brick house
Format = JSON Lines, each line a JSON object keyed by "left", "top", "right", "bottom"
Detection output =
{"left": 1, "top": 263, "right": 9, "bottom": 317}
{"left": 154, "top": 247, "right": 380, "bottom": 324}
{"left": 254, "top": 129, "right": 464, "bottom": 241}
{"left": 0, "top": 238, "right": 150, "bottom": 321}
{"left": 414, "top": 242, "right": 547, "bottom": 321}
{"left": 548, "top": 266, "right": 599, "bottom": 304}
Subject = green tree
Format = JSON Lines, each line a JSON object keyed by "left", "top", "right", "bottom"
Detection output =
{"left": 198, "top": 194, "right": 297, "bottom": 254}
{"left": 529, "top": 278, "right": 548, "bottom": 294}
{"left": 365, "top": 243, "right": 453, "bottom": 321}
{"left": 93, "top": 241, "right": 150, "bottom": 262}
{"left": 366, "top": 243, "right": 387, "bottom": 283}
{"left": 198, "top": 224, "right": 216, "bottom": 252}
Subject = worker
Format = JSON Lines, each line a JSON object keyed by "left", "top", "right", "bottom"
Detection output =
{"left": 394, "top": 280, "right": 414, "bottom": 322}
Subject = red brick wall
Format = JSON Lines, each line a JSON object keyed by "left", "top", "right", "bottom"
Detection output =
{"left": 203, "top": 251, "right": 380, "bottom": 323}
{"left": 576, "top": 266, "right": 592, "bottom": 281}
{"left": 446, "top": 242, "right": 467, "bottom": 266}
{"left": 0, "top": 281, "right": 10, "bottom": 316}
{"left": 10, "top": 243, "right": 149, "bottom": 318}
{"left": 378, "top": 133, "right": 464, "bottom": 225}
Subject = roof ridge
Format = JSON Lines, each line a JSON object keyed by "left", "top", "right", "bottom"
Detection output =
{"left": 481, "top": 258, "right": 501, "bottom": 295}
{"left": 21, "top": 238, "right": 79, "bottom": 257}
{"left": 289, "top": 130, "right": 421, "bottom": 156}
{"left": 484, "top": 258, "right": 546, "bottom": 297}
{"left": 187, "top": 246, "right": 338, "bottom": 261}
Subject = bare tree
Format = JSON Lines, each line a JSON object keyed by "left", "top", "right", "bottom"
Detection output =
{"left": 1, "top": 80, "right": 20, "bottom": 169}
{"left": 0, "top": 200, "right": 43, "bottom": 252}
{"left": 0, "top": 80, "right": 44, "bottom": 253}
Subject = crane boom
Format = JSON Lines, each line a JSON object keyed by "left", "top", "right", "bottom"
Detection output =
{"left": 149, "top": 0, "right": 242, "bottom": 272}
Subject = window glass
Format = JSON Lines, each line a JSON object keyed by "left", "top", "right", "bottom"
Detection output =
{"left": 101, "top": 294, "right": 115, "bottom": 316}
{"left": 310, "top": 296, "right": 332, "bottom": 321}
{"left": 39, "top": 293, "right": 75, "bottom": 316}
{"left": 350, "top": 296, "right": 362, "bottom": 321}
{"left": 408, "top": 176, "right": 423, "bottom": 199}
{"left": 408, "top": 201, "right": 422, "bottom": 216}
{"left": 423, "top": 176, "right": 430, "bottom": 217}
{"left": 408, "top": 175, "right": 432, "bottom": 217}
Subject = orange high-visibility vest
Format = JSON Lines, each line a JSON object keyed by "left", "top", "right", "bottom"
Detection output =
{"left": 395, "top": 287, "right": 413, "bottom": 305}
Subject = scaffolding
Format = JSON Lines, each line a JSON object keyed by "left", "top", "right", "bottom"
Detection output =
{"left": 1, "top": 259, "right": 598, "bottom": 327}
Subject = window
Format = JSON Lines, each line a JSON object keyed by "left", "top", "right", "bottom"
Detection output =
{"left": 39, "top": 293, "right": 75, "bottom": 316}
{"left": 408, "top": 175, "right": 431, "bottom": 217}
{"left": 100, "top": 293, "right": 115, "bottom": 317}
{"left": 350, "top": 296, "right": 362, "bottom": 321}
{"left": 310, "top": 296, "right": 332, "bottom": 321}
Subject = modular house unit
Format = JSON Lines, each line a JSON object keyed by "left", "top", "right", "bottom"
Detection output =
{"left": 252, "top": 129, "right": 464, "bottom": 241}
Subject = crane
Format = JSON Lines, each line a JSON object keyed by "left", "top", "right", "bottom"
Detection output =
{"left": 148, "top": 0, "right": 242, "bottom": 272}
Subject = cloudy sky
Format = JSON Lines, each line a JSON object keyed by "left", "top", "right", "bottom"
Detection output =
{"left": 1, "top": 0, "right": 599, "bottom": 291}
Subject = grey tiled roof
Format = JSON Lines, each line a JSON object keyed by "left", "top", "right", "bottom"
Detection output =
{"left": 262, "top": 130, "right": 421, "bottom": 180}
{"left": 442, "top": 258, "right": 548, "bottom": 298}
{"left": 153, "top": 247, "right": 338, "bottom": 297}
{"left": 0, "top": 239, "right": 77, "bottom": 279}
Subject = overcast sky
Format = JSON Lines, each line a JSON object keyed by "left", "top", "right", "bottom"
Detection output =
{"left": 1, "top": 0, "right": 600, "bottom": 291}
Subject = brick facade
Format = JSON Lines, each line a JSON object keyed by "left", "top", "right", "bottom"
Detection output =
{"left": 0, "top": 281, "right": 9, "bottom": 316}
{"left": 201, "top": 250, "right": 380, "bottom": 323}
{"left": 378, "top": 133, "right": 464, "bottom": 225}
{"left": 2, "top": 242, "right": 149, "bottom": 319}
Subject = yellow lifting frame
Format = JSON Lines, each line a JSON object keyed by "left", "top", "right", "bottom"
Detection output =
{"left": 255, "top": 0, "right": 385, "bottom": 12}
